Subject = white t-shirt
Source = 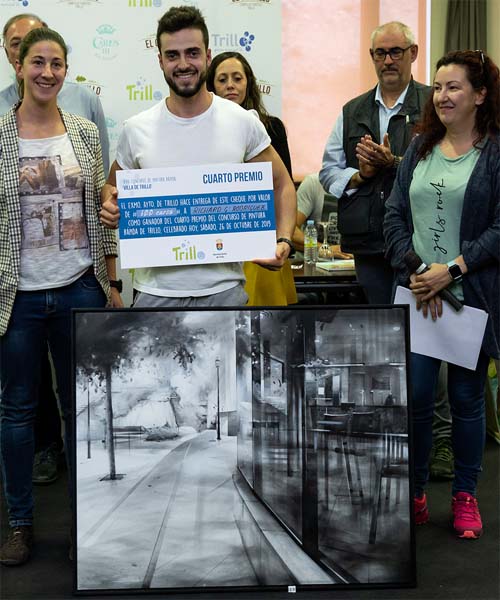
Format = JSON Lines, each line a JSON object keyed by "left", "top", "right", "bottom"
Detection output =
{"left": 297, "top": 173, "right": 341, "bottom": 245}
{"left": 116, "top": 94, "right": 271, "bottom": 297}
{"left": 18, "top": 133, "right": 91, "bottom": 290}
{"left": 297, "top": 174, "right": 325, "bottom": 223}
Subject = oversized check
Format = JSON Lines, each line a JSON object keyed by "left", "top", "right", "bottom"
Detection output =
{"left": 116, "top": 162, "right": 276, "bottom": 269}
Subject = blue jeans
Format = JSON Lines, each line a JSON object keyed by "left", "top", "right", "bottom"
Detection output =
{"left": 0, "top": 273, "right": 106, "bottom": 527}
{"left": 411, "top": 351, "right": 489, "bottom": 497}
{"left": 432, "top": 363, "right": 452, "bottom": 442}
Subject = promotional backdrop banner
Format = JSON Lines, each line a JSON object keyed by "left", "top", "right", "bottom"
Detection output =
{"left": 0, "top": 0, "right": 282, "bottom": 169}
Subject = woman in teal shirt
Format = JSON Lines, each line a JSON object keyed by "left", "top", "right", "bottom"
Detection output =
{"left": 384, "top": 50, "right": 500, "bottom": 540}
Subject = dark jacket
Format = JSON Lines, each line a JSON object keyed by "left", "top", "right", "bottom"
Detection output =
{"left": 338, "top": 79, "right": 431, "bottom": 254}
{"left": 384, "top": 134, "right": 500, "bottom": 359}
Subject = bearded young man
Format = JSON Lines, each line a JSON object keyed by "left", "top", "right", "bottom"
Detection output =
{"left": 100, "top": 5, "right": 296, "bottom": 309}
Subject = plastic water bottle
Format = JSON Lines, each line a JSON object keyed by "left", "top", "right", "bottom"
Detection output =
{"left": 304, "top": 220, "right": 318, "bottom": 264}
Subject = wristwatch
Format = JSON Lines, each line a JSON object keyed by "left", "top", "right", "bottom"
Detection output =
{"left": 109, "top": 279, "right": 123, "bottom": 293}
{"left": 393, "top": 155, "right": 402, "bottom": 169}
{"left": 446, "top": 261, "right": 463, "bottom": 283}
{"left": 276, "top": 237, "right": 296, "bottom": 258}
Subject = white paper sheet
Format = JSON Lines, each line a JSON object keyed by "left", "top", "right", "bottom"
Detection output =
{"left": 394, "top": 286, "right": 488, "bottom": 370}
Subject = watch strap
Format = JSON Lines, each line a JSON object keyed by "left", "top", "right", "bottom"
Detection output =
{"left": 276, "top": 237, "right": 295, "bottom": 258}
{"left": 109, "top": 279, "right": 123, "bottom": 293}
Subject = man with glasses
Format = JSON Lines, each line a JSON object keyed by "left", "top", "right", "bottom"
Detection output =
{"left": 319, "top": 21, "right": 452, "bottom": 492}
{"left": 320, "top": 21, "right": 430, "bottom": 304}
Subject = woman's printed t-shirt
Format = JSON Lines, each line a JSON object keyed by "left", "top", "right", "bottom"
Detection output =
{"left": 18, "top": 133, "right": 92, "bottom": 290}
{"left": 410, "top": 144, "right": 480, "bottom": 301}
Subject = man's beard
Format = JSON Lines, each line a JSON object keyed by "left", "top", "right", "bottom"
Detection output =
{"left": 165, "top": 67, "right": 207, "bottom": 98}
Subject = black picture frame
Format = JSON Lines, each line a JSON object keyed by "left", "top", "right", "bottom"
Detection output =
{"left": 72, "top": 305, "right": 415, "bottom": 595}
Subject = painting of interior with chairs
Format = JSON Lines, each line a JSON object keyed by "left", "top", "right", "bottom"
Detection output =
{"left": 236, "top": 306, "right": 413, "bottom": 586}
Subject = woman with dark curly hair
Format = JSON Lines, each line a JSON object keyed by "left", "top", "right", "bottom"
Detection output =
{"left": 207, "top": 52, "right": 296, "bottom": 305}
{"left": 384, "top": 50, "right": 500, "bottom": 539}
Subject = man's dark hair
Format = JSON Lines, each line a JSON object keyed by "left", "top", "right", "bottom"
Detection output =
{"left": 156, "top": 5, "right": 209, "bottom": 52}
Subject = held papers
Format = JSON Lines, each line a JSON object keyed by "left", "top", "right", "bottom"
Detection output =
{"left": 116, "top": 162, "right": 276, "bottom": 269}
{"left": 394, "top": 286, "right": 488, "bottom": 370}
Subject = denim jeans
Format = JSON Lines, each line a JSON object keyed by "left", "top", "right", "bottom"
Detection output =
{"left": 432, "top": 362, "right": 452, "bottom": 442}
{"left": 0, "top": 272, "right": 106, "bottom": 527}
{"left": 411, "top": 351, "right": 490, "bottom": 497}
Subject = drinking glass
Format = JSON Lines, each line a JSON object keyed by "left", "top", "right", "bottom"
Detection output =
{"left": 317, "top": 221, "right": 334, "bottom": 261}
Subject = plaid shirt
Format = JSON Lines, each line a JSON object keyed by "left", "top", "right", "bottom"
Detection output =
{"left": 0, "top": 105, "right": 117, "bottom": 336}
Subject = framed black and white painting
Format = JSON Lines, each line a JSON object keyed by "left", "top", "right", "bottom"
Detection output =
{"left": 73, "top": 306, "right": 415, "bottom": 594}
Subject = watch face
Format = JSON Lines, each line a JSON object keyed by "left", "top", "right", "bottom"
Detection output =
{"left": 448, "top": 264, "right": 462, "bottom": 280}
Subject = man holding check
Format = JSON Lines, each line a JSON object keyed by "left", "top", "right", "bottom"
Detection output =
{"left": 100, "top": 5, "right": 296, "bottom": 307}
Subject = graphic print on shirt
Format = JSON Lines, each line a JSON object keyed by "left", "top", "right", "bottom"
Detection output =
{"left": 428, "top": 179, "right": 447, "bottom": 255}
{"left": 19, "top": 155, "right": 87, "bottom": 252}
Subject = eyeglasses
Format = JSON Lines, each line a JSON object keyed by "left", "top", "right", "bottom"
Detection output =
{"left": 370, "top": 45, "right": 413, "bottom": 62}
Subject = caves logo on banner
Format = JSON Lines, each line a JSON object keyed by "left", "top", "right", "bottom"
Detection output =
{"left": 93, "top": 24, "right": 119, "bottom": 61}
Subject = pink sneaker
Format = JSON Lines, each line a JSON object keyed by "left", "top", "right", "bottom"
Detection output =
{"left": 452, "top": 492, "right": 482, "bottom": 539}
{"left": 414, "top": 494, "right": 429, "bottom": 525}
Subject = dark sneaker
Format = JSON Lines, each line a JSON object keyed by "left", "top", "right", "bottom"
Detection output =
{"left": 0, "top": 526, "right": 33, "bottom": 566}
{"left": 32, "top": 444, "right": 59, "bottom": 485}
{"left": 429, "top": 438, "right": 454, "bottom": 480}
{"left": 414, "top": 494, "right": 429, "bottom": 525}
{"left": 452, "top": 492, "right": 482, "bottom": 539}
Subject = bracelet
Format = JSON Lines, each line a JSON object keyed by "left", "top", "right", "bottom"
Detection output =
{"left": 358, "top": 171, "right": 374, "bottom": 182}
{"left": 276, "top": 237, "right": 296, "bottom": 258}
{"left": 392, "top": 155, "right": 402, "bottom": 169}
